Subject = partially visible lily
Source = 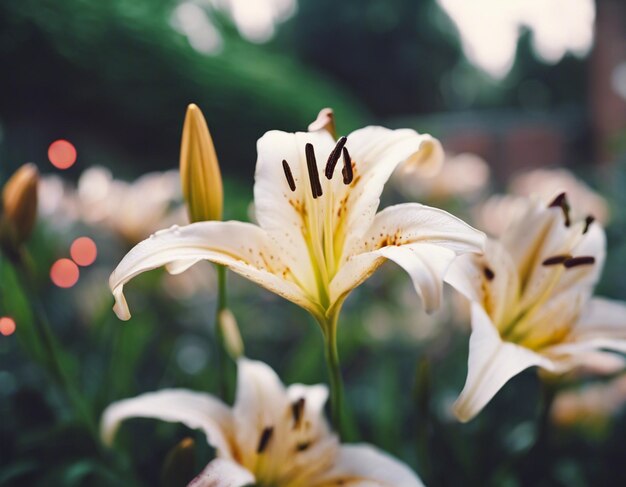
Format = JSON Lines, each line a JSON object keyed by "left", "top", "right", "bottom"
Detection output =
{"left": 395, "top": 152, "right": 490, "bottom": 204}
{"left": 101, "top": 358, "right": 424, "bottom": 487}
{"left": 447, "top": 193, "right": 626, "bottom": 422}
{"left": 77, "top": 166, "right": 182, "bottom": 245}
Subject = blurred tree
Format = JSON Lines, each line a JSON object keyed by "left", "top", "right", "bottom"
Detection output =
{"left": 284, "top": 0, "right": 463, "bottom": 116}
{"left": 0, "top": 0, "right": 368, "bottom": 179}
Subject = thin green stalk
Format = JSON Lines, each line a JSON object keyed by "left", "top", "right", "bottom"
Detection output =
{"left": 215, "top": 264, "right": 229, "bottom": 399}
{"left": 14, "top": 255, "right": 98, "bottom": 441}
{"left": 322, "top": 311, "right": 344, "bottom": 436}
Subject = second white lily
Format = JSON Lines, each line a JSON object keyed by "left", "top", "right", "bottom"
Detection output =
{"left": 447, "top": 193, "right": 626, "bottom": 422}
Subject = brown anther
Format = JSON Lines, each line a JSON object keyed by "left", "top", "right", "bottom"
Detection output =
{"left": 305, "top": 143, "right": 323, "bottom": 199}
{"left": 483, "top": 266, "right": 495, "bottom": 280}
{"left": 583, "top": 215, "right": 595, "bottom": 234}
{"left": 563, "top": 256, "right": 595, "bottom": 268}
{"left": 282, "top": 160, "right": 296, "bottom": 192}
{"left": 548, "top": 192, "right": 566, "bottom": 209}
{"left": 548, "top": 192, "right": 571, "bottom": 227}
{"left": 291, "top": 398, "right": 306, "bottom": 429}
{"left": 325, "top": 136, "right": 347, "bottom": 179}
{"left": 542, "top": 254, "right": 571, "bottom": 266}
{"left": 257, "top": 426, "right": 274, "bottom": 453}
{"left": 341, "top": 147, "right": 353, "bottom": 185}
{"left": 296, "top": 441, "right": 311, "bottom": 452}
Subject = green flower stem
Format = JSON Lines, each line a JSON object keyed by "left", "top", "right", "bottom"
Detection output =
{"left": 322, "top": 310, "right": 345, "bottom": 436}
{"left": 215, "top": 264, "right": 229, "bottom": 399}
{"left": 14, "top": 253, "right": 98, "bottom": 441}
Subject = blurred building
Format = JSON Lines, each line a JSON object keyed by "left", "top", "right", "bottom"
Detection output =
{"left": 392, "top": 0, "right": 626, "bottom": 182}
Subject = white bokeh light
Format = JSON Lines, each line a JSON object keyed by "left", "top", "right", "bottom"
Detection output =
{"left": 211, "top": 0, "right": 297, "bottom": 43}
{"left": 438, "top": 0, "right": 595, "bottom": 78}
{"left": 171, "top": 1, "right": 223, "bottom": 55}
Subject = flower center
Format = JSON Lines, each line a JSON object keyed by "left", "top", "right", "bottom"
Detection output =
{"left": 282, "top": 137, "right": 355, "bottom": 310}
{"left": 501, "top": 253, "right": 596, "bottom": 350}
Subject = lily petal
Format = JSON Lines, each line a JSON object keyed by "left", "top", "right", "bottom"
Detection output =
{"left": 552, "top": 223, "right": 606, "bottom": 297}
{"left": 340, "top": 127, "right": 444, "bottom": 246}
{"left": 445, "top": 239, "right": 519, "bottom": 327}
{"left": 313, "top": 444, "right": 423, "bottom": 487}
{"left": 188, "top": 458, "right": 255, "bottom": 487}
{"left": 331, "top": 203, "right": 485, "bottom": 311}
{"left": 574, "top": 297, "right": 626, "bottom": 338}
{"left": 545, "top": 297, "right": 626, "bottom": 358}
{"left": 232, "top": 358, "right": 290, "bottom": 468}
{"left": 454, "top": 304, "right": 555, "bottom": 422}
{"left": 109, "top": 221, "right": 315, "bottom": 320}
{"left": 100, "top": 389, "right": 235, "bottom": 458}
{"left": 544, "top": 298, "right": 626, "bottom": 371}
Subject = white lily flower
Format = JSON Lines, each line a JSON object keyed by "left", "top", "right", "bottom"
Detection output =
{"left": 110, "top": 126, "right": 485, "bottom": 327}
{"left": 101, "top": 358, "right": 423, "bottom": 487}
{"left": 447, "top": 193, "right": 626, "bottom": 422}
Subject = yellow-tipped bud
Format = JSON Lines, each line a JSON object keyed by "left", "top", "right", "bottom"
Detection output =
{"left": 1, "top": 163, "right": 39, "bottom": 251}
{"left": 160, "top": 437, "right": 196, "bottom": 487}
{"left": 308, "top": 108, "right": 337, "bottom": 139}
{"left": 218, "top": 309, "right": 244, "bottom": 360}
{"left": 180, "top": 103, "right": 223, "bottom": 223}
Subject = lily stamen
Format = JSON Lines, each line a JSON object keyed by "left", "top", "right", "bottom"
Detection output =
{"left": 325, "top": 136, "right": 347, "bottom": 179}
{"left": 563, "top": 256, "right": 595, "bottom": 268}
{"left": 257, "top": 426, "right": 274, "bottom": 454}
{"left": 282, "top": 159, "right": 297, "bottom": 192}
{"left": 341, "top": 147, "right": 353, "bottom": 185}
{"left": 542, "top": 254, "right": 571, "bottom": 266}
{"left": 583, "top": 215, "right": 595, "bottom": 234}
{"left": 291, "top": 397, "right": 306, "bottom": 429}
{"left": 548, "top": 192, "right": 571, "bottom": 226}
{"left": 483, "top": 266, "right": 495, "bottom": 280}
{"left": 305, "top": 143, "right": 323, "bottom": 199}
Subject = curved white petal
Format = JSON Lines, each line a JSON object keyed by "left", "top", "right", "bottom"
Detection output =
{"left": 544, "top": 350, "right": 626, "bottom": 376}
{"left": 100, "top": 389, "right": 234, "bottom": 458}
{"left": 340, "top": 127, "right": 444, "bottom": 246}
{"left": 454, "top": 304, "right": 555, "bottom": 422}
{"left": 188, "top": 459, "right": 255, "bottom": 487}
{"left": 378, "top": 244, "right": 456, "bottom": 313}
{"left": 254, "top": 130, "right": 336, "bottom": 292}
{"left": 312, "top": 444, "right": 423, "bottom": 487}
{"left": 109, "top": 221, "right": 315, "bottom": 320}
{"left": 331, "top": 203, "right": 485, "bottom": 311}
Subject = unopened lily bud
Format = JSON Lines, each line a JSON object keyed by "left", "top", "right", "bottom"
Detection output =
{"left": 218, "top": 309, "right": 244, "bottom": 360}
{"left": 180, "top": 104, "right": 223, "bottom": 223}
{"left": 1, "top": 163, "right": 39, "bottom": 251}
{"left": 160, "top": 437, "right": 196, "bottom": 487}
{"left": 308, "top": 108, "right": 337, "bottom": 139}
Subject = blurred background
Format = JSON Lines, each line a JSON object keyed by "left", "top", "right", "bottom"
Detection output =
{"left": 1, "top": 0, "right": 626, "bottom": 486}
